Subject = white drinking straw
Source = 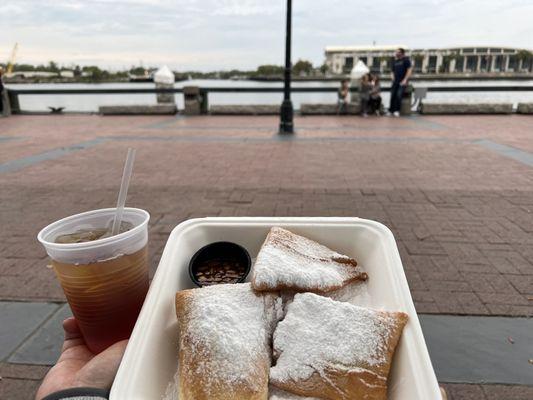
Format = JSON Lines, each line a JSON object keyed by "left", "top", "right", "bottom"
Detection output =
{"left": 111, "top": 148, "right": 136, "bottom": 236}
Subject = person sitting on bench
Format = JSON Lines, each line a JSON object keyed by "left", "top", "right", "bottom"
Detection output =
{"left": 337, "top": 79, "right": 350, "bottom": 115}
{"left": 369, "top": 74, "right": 382, "bottom": 115}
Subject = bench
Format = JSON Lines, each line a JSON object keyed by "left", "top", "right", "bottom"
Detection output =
{"left": 99, "top": 104, "right": 177, "bottom": 115}
{"left": 420, "top": 102, "right": 513, "bottom": 115}
{"left": 517, "top": 103, "right": 533, "bottom": 114}
{"left": 300, "top": 102, "right": 361, "bottom": 115}
{"left": 209, "top": 105, "right": 279, "bottom": 115}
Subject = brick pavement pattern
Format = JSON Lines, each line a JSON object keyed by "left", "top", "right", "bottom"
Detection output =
{"left": 1, "top": 114, "right": 532, "bottom": 398}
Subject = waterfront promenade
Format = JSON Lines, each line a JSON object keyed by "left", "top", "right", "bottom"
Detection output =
{"left": 1, "top": 114, "right": 532, "bottom": 399}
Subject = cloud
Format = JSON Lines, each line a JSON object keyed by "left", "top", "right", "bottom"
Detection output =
{"left": 1, "top": 0, "right": 532, "bottom": 70}
{"left": 213, "top": 0, "right": 283, "bottom": 16}
{"left": 0, "top": 3, "right": 26, "bottom": 15}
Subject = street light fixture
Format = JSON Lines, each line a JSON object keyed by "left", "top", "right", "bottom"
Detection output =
{"left": 279, "top": 0, "right": 294, "bottom": 134}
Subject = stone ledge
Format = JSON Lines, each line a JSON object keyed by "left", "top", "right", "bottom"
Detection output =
{"left": 517, "top": 103, "right": 533, "bottom": 114}
{"left": 210, "top": 105, "right": 279, "bottom": 115}
{"left": 420, "top": 102, "right": 513, "bottom": 115}
{"left": 99, "top": 104, "right": 177, "bottom": 115}
{"left": 300, "top": 103, "right": 361, "bottom": 115}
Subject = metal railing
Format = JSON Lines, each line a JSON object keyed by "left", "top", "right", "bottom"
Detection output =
{"left": 5, "top": 85, "right": 533, "bottom": 114}
{"left": 7, "top": 85, "right": 533, "bottom": 95}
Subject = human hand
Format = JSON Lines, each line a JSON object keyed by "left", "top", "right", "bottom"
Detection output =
{"left": 35, "top": 317, "right": 128, "bottom": 400}
{"left": 400, "top": 79, "right": 408, "bottom": 86}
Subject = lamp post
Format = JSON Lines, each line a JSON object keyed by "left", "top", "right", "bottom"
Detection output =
{"left": 279, "top": 0, "right": 293, "bottom": 134}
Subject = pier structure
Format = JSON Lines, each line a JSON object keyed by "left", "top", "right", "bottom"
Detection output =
{"left": 325, "top": 45, "right": 533, "bottom": 75}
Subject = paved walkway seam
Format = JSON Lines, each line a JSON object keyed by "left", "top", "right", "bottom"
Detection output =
{"left": 0, "top": 138, "right": 106, "bottom": 173}
{"left": 475, "top": 139, "right": 533, "bottom": 167}
{"left": 3, "top": 135, "right": 533, "bottom": 175}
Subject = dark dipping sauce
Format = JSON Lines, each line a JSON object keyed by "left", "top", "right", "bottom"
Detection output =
{"left": 189, "top": 241, "right": 251, "bottom": 287}
{"left": 194, "top": 257, "right": 247, "bottom": 285}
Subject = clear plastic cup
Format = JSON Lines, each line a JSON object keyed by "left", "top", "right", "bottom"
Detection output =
{"left": 38, "top": 208, "right": 150, "bottom": 353}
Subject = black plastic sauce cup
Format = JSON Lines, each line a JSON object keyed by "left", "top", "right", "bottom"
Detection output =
{"left": 188, "top": 241, "right": 251, "bottom": 287}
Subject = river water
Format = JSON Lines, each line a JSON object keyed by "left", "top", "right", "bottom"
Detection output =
{"left": 6, "top": 79, "right": 533, "bottom": 112}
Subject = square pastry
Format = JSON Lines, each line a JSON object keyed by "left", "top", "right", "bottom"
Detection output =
{"left": 270, "top": 293, "right": 408, "bottom": 400}
{"left": 175, "top": 283, "right": 281, "bottom": 400}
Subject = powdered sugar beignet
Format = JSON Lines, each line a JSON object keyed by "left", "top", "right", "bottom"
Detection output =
{"left": 268, "top": 386, "right": 319, "bottom": 399}
{"left": 175, "top": 283, "right": 281, "bottom": 400}
{"left": 270, "top": 293, "right": 408, "bottom": 400}
{"left": 252, "top": 227, "right": 367, "bottom": 293}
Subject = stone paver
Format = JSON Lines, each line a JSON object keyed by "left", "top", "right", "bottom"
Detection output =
{"left": 0, "top": 377, "right": 42, "bottom": 400}
{"left": 443, "top": 383, "right": 533, "bottom": 400}
{"left": 3, "top": 301, "right": 532, "bottom": 386}
{"left": 1, "top": 114, "right": 533, "bottom": 398}
{"left": 9, "top": 304, "right": 71, "bottom": 365}
{"left": 420, "top": 315, "right": 533, "bottom": 385}
{"left": 0, "top": 363, "right": 50, "bottom": 400}
{"left": 0, "top": 302, "right": 59, "bottom": 360}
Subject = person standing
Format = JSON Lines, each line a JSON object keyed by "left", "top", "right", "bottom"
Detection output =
{"left": 388, "top": 48, "right": 412, "bottom": 117}
{"left": 0, "top": 67, "right": 5, "bottom": 116}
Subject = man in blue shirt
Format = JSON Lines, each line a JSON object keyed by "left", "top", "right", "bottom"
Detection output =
{"left": 0, "top": 67, "right": 4, "bottom": 115}
{"left": 388, "top": 48, "right": 412, "bottom": 117}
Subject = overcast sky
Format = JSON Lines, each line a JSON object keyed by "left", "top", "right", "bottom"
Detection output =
{"left": 1, "top": 0, "right": 532, "bottom": 71}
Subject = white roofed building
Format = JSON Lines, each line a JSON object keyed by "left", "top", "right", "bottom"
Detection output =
{"left": 325, "top": 46, "right": 532, "bottom": 75}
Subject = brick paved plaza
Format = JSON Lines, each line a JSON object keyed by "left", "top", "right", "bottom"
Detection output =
{"left": 1, "top": 114, "right": 532, "bottom": 399}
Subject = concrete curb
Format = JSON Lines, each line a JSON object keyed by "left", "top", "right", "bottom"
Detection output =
{"left": 421, "top": 102, "right": 513, "bottom": 115}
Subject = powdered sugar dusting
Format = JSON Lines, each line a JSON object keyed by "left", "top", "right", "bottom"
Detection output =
{"left": 271, "top": 293, "right": 398, "bottom": 383}
{"left": 327, "top": 280, "right": 372, "bottom": 306}
{"left": 269, "top": 386, "right": 320, "bottom": 400}
{"left": 176, "top": 283, "right": 280, "bottom": 397}
{"left": 162, "top": 374, "right": 178, "bottom": 400}
{"left": 253, "top": 227, "right": 365, "bottom": 292}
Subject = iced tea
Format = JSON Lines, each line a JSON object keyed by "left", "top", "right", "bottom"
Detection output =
{"left": 52, "top": 245, "right": 148, "bottom": 353}
{"left": 38, "top": 208, "right": 150, "bottom": 354}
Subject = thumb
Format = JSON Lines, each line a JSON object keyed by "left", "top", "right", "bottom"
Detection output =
{"left": 62, "top": 317, "right": 86, "bottom": 352}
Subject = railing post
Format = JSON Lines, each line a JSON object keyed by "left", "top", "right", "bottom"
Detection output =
{"left": 155, "top": 85, "right": 175, "bottom": 104}
{"left": 199, "top": 89, "right": 209, "bottom": 114}
{"left": 183, "top": 86, "right": 201, "bottom": 115}
{"left": 1, "top": 88, "right": 10, "bottom": 116}
{"left": 6, "top": 90, "right": 19, "bottom": 115}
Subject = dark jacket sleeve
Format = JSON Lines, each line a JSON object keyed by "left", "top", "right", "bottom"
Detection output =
{"left": 41, "top": 387, "right": 109, "bottom": 400}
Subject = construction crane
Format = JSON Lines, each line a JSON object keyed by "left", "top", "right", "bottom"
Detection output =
{"left": 6, "top": 43, "right": 19, "bottom": 74}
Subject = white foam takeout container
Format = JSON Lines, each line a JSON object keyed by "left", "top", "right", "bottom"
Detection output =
{"left": 111, "top": 217, "right": 441, "bottom": 400}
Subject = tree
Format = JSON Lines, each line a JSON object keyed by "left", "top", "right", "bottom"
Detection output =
{"left": 82, "top": 65, "right": 108, "bottom": 81}
{"left": 292, "top": 59, "right": 313, "bottom": 76}
{"left": 256, "top": 64, "right": 284, "bottom": 76}
{"left": 13, "top": 63, "right": 36, "bottom": 71}
{"left": 319, "top": 63, "right": 328, "bottom": 75}
{"left": 48, "top": 61, "right": 59, "bottom": 73}
{"left": 129, "top": 66, "right": 147, "bottom": 76}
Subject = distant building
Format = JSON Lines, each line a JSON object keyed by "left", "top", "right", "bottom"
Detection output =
{"left": 59, "top": 70, "right": 75, "bottom": 78}
{"left": 325, "top": 46, "right": 533, "bottom": 75}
